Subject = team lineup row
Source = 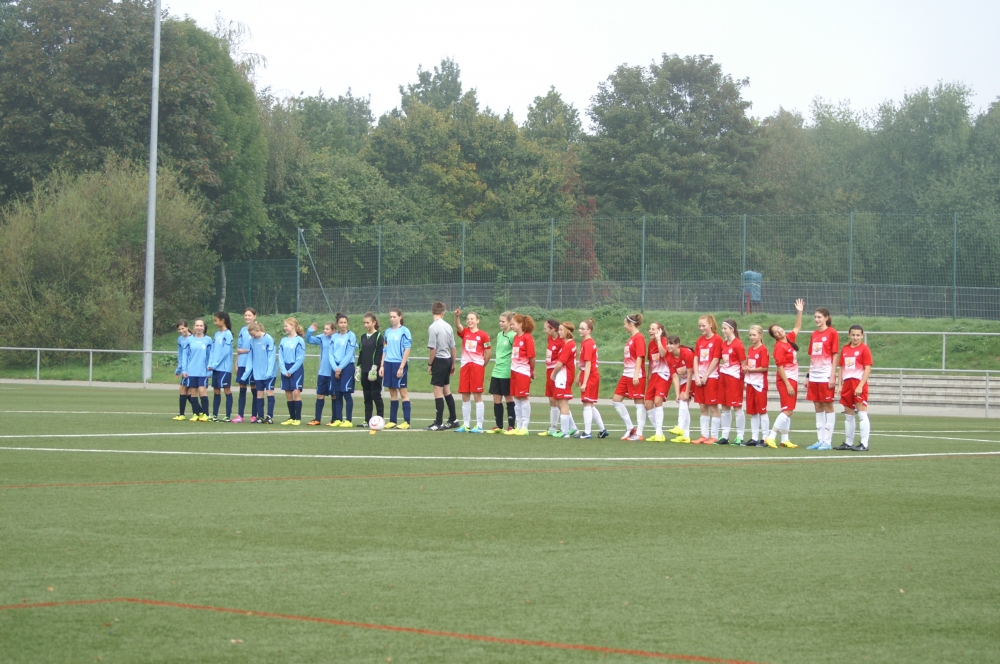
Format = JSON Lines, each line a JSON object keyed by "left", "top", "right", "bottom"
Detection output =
{"left": 170, "top": 298, "right": 873, "bottom": 450}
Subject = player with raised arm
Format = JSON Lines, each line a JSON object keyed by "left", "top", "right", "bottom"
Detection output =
{"left": 305, "top": 320, "right": 336, "bottom": 426}
{"left": 454, "top": 307, "right": 491, "bottom": 433}
{"left": 327, "top": 313, "right": 358, "bottom": 427}
{"left": 763, "top": 299, "right": 804, "bottom": 449}
{"left": 836, "top": 325, "right": 873, "bottom": 451}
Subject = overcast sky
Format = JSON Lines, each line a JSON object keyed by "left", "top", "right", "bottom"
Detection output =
{"left": 162, "top": 0, "right": 1000, "bottom": 127}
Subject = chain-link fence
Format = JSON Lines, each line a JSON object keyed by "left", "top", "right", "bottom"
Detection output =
{"left": 221, "top": 214, "right": 1000, "bottom": 319}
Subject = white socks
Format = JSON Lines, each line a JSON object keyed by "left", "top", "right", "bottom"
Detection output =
{"left": 721, "top": 410, "right": 732, "bottom": 438}
{"left": 700, "top": 415, "right": 709, "bottom": 438}
{"left": 815, "top": 412, "right": 825, "bottom": 442}
{"left": 549, "top": 406, "right": 559, "bottom": 431}
{"left": 614, "top": 402, "right": 634, "bottom": 430}
{"left": 462, "top": 400, "right": 472, "bottom": 428}
{"left": 520, "top": 399, "right": 531, "bottom": 430}
{"left": 652, "top": 405, "right": 664, "bottom": 435}
{"left": 751, "top": 414, "right": 760, "bottom": 441}
{"left": 826, "top": 411, "right": 836, "bottom": 444}
{"left": 561, "top": 413, "right": 571, "bottom": 435}
{"left": 678, "top": 401, "right": 690, "bottom": 437}
{"left": 772, "top": 412, "right": 791, "bottom": 442}
{"left": 760, "top": 413, "right": 770, "bottom": 440}
{"left": 592, "top": 406, "right": 605, "bottom": 433}
{"left": 858, "top": 411, "right": 870, "bottom": 448}
{"left": 635, "top": 404, "right": 647, "bottom": 436}
{"left": 475, "top": 401, "right": 484, "bottom": 429}
{"left": 710, "top": 416, "right": 720, "bottom": 439}
{"left": 583, "top": 405, "right": 594, "bottom": 434}
{"left": 845, "top": 413, "right": 856, "bottom": 446}
{"left": 736, "top": 409, "right": 746, "bottom": 441}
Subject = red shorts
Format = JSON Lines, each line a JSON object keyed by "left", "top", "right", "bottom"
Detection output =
{"left": 645, "top": 374, "right": 670, "bottom": 401}
{"left": 553, "top": 371, "right": 575, "bottom": 400}
{"left": 720, "top": 374, "right": 744, "bottom": 407}
{"left": 510, "top": 371, "right": 532, "bottom": 398}
{"left": 840, "top": 378, "right": 869, "bottom": 409}
{"left": 580, "top": 372, "right": 600, "bottom": 403}
{"left": 745, "top": 384, "right": 768, "bottom": 415}
{"left": 807, "top": 380, "right": 835, "bottom": 403}
{"left": 694, "top": 377, "right": 720, "bottom": 405}
{"left": 544, "top": 368, "right": 555, "bottom": 397}
{"left": 615, "top": 375, "right": 646, "bottom": 400}
{"left": 777, "top": 379, "right": 798, "bottom": 412}
{"left": 458, "top": 363, "right": 485, "bottom": 393}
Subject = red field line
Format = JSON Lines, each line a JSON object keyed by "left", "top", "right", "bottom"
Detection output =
{"left": 0, "top": 597, "right": 764, "bottom": 663}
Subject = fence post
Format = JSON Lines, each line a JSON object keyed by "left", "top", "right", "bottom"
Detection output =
{"left": 461, "top": 221, "right": 466, "bottom": 308}
{"left": 376, "top": 224, "right": 382, "bottom": 315}
{"left": 89, "top": 350, "right": 93, "bottom": 386}
{"left": 296, "top": 229, "right": 301, "bottom": 312}
{"left": 952, "top": 212, "right": 958, "bottom": 320}
{"left": 547, "top": 218, "right": 555, "bottom": 310}
{"left": 248, "top": 258, "right": 253, "bottom": 310}
{"left": 986, "top": 371, "right": 991, "bottom": 418}
{"left": 741, "top": 213, "right": 747, "bottom": 276}
{"left": 641, "top": 214, "right": 647, "bottom": 312}
{"left": 848, "top": 212, "right": 854, "bottom": 318}
{"left": 36, "top": 349, "right": 40, "bottom": 382}
{"left": 898, "top": 369, "right": 903, "bottom": 415}
{"left": 942, "top": 334, "right": 947, "bottom": 372}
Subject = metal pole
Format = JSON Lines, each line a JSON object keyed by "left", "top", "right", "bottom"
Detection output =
{"left": 848, "top": 212, "right": 854, "bottom": 318}
{"left": 741, "top": 213, "right": 747, "bottom": 276}
{"left": 547, "top": 218, "right": 555, "bottom": 310}
{"left": 89, "top": 350, "right": 93, "bottom": 386}
{"left": 942, "top": 334, "right": 947, "bottom": 372}
{"left": 36, "top": 349, "right": 40, "bottom": 382}
{"left": 376, "top": 224, "right": 382, "bottom": 314}
{"left": 640, "top": 214, "right": 647, "bottom": 312}
{"left": 898, "top": 369, "right": 903, "bottom": 415}
{"left": 461, "top": 221, "right": 466, "bottom": 308}
{"left": 296, "top": 229, "right": 301, "bottom": 313}
{"left": 300, "top": 233, "right": 333, "bottom": 315}
{"left": 141, "top": 0, "right": 162, "bottom": 384}
{"left": 248, "top": 258, "right": 253, "bottom": 309}
{"left": 953, "top": 212, "right": 958, "bottom": 320}
{"left": 986, "top": 371, "right": 991, "bottom": 418}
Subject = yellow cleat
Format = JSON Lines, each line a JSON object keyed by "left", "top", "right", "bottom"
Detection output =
{"left": 291, "top": 420, "right": 301, "bottom": 426}
{"left": 190, "top": 415, "right": 199, "bottom": 422}
{"left": 339, "top": 421, "right": 354, "bottom": 428}
{"left": 173, "top": 415, "right": 187, "bottom": 421}
{"left": 369, "top": 429, "right": 377, "bottom": 435}
{"left": 670, "top": 435, "right": 691, "bottom": 443}
{"left": 517, "top": 428, "right": 529, "bottom": 436}
{"left": 781, "top": 440, "right": 798, "bottom": 449}
{"left": 538, "top": 430, "right": 554, "bottom": 436}
{"left": 329, "top": 420, "right": 343, "bottom": 427}
{"left": 669, "top": 426, "right": 684, "bottom": 436}
{"left": 198, "top": 414, "right": 209, "bottom": 422}
{"left": 504, "top": 427, "right": 518, "bottom": 435}
{"left": 764, "top": 438, "right": 778, "bottom": 449}
{"left": 384, "top": 422, "right": 396, "bottom": 429}
{"left": 397, "top": 422, "right": 410, "bottom": 430}
{"left": 280, "top": 418, "right": 295, "bottom": 426}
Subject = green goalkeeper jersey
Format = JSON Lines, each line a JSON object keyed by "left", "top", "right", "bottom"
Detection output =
{"left": 491, "top": 330, "right": 516, "bottom": 378}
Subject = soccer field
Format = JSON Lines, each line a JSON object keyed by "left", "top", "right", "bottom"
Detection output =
{"left": 1, "top": 386, "right": 998, "bottom": 663}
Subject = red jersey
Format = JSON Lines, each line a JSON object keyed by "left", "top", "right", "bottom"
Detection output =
{"left": 554, "top": 338, "right": 576, "bottom": 388}
{"left": 666, "top": 347, "right": 695, "bottom": 385}
{"left": 773, "top": 331, "right": 799, "bottom": 383}
{"left": 809, "top": 327, "right": 839, "bottom": 382}
{"left": 622, "top": 332, "right": 646, "bottom": 378}
{"left": 545, "top": 335, "right": 564, "bottom": 370}
{"left": 510, "top": 334, "right": 535, "bottom": 377}
{"left": 579, "top": 337, "right": 599, "bottom": 374}
{"left": 459, "top": 328, "right": 490, "bottom": 367}
{"left": 745, "top": 343, "right": 769, "bottom": 391}
{"left": 839, "top": 343, "right": 872, "bottom": 381}
{"left": 648, "top": 338, "right": 670, "bottom": 379}
{"left": 694, "top": 334, "right": 723, "bottom": 380}
{"left": 719, "top": 338, "right": 746, "bottom": 379}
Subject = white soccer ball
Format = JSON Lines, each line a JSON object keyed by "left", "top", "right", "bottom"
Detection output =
{"left": 368, "top": 415, "right": 385, "bottom": 431}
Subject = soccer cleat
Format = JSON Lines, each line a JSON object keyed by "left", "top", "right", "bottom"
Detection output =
{"left": 281, "top": 418, "right": 295, "bottom": 426}
{"left": 577, "top": 432, "right": 593, "bottom": 439}
{"left": 807, "top": 441, "right": 823, "bottom": 450}
{"left": 780, "top": 440, "right": 798, "bottom": 449}
{"left": 470, "top": 427, "right": 484, "bottom": 434}
{"left": 173, "top": 415, "right": 187, "bottom": 421}
{"left": 733, "top": 438, "right": 744, "bottom": 446}
{"left": 834, "top": 443, "right": 853, "bottom": 451}
{"left": 189, "top": 415, "right": 199, "bottom": 422}
{"left": 648, "top": 434, "right": 664, "bottom": 442}
{"left": 850, "top": 444, "right": 868, "bottom": 452}
{"left": 223, "top": 417, "right": 231, "bottom": 423}
{"left": 691, "top": 436, "right": 707, "bottom": 444}
{"left": 291, "top": 420, "right": 301, "bottom": 426}
{"left": 486, "top": 426, "right": 502, "bottom": 434}
{"left": 398, "top": 422, "right": 410, "bottom": 430}
{"left": 369, "top": 429, "right": 377, "bottom": 435}
{"left": 567, "top": 430, "right": 578, "bottom": 438}
{"left": 671, "top": 435, "right": 691, "bottom": 443}
{"left": 198, "top": 414, "right": 209, "bottom": 422}
{"left": 717, "top": 437, "right": 729, "bottom": 445}
{"left": 443, "top": 420, "right": 459, "bottom": 430}
{"left": 340, "top": 421, "right": 354, "bottom": 428}
{"left": 539, "top": 429, "right": 553, "bottom": 436}
{"left": 669, "top": 426, "right": 684, "bottom": 436}
{"left": 250, "top": 416, "right": 258, "bottom": 423}
{"left": 330, "top": 420, "right": 343, "bottom": 427}
{"left": 745, "top": 439, "right": 758, "bottom": 447}
{"left": 454, "top": 426, "right": 469, "bottom": 433}
{"left": 816, "top": 442, "right": 832, "bottom": 450}
{"left": 516, "top": 428, "right": 529, "bottom": 436}
{"left": 427, "top": 423, "right": 443, "bottom": 431}
{"left": 384, "top": 422, "right": 397, "bottom": 429}
{"left": 764, "top": 438, "right": 778, "bottom": 449}
{"left": 552, "top": 431, "right": 566, "bottom": 438}
{"left": 598, "top": 429, "right": 609, "bottom": 439}
{"left": 704, "top": 437, "right": 718, "bottom": 445}
{"left": 621, "top": 427, "right": 637, "bottom": 441}
{"left": 231, "top": 416, "right": 243, "bottom": 423}
{"left": 503, "top": 427, "right": 518, "bottom": 435}
{"left": 628, "top": 433, "right": 643, "bottom": 441}
{"left": 264, "top": 416, "right": 273, "bottom": 424}
{"left": 307, "top": 420, "right": 321, "bottom": 426}
{"left": 209, "top": 416, "right": 219, "bottom": 423}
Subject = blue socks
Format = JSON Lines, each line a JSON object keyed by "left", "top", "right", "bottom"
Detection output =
{"left": 200, "top": 396, "right": 209, "bottom": 414}
{"left": 251, "top": 389, "right": 259, "bottom": 419}
{"left": 402, "top": 400, "right": 411, "bottom": 424}
{"left": 343, "top": 394, "right": 353, "bottom": 421}
{"left": 238, "top": 387, "right": 246, "bottom": 416}
{"left": 213, "top": 394, "right": 221, "bottom": 417}
{"left": 225, "top": 393, "right": 232, "bottom": 418}
{"left": 267, "top": 396, "right": 275, "bottom": 418}
{"left": 179, "top": 395, "right": 187, "bottom": 415}
{"left": 315, "top": 398, "right": 325, "bottom": 422}
{"left": 333, "top": 395, "right": 343, "bottom": 422}
{"left": 390, "top": 400, "right": 399, "bottom": 423}
{"left": 188, "top": 396, "right": 200, "bottom": 415}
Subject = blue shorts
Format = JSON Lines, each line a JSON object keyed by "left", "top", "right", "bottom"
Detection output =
{"left": 316, "top": 374, "right": 334, "bottom": 396}
{"left": 236, "top": 364, "right": 249, "bottom": 386}
{"left": 212, "top": 371, "right": 231, "bottom": 389}
{"left": 253, "top": 377, "right": 276, "bottom": 393}
{"left": 281, "top": 366, "right": 305, "bottom": 392}
{"left": 333, "top": 364, "right": 355, "bottom": 393}
{"left": 185, "top": 376, "right": 208, "bottom": 388}
{"left": 383, "top": 361, "right": 408, "bottom": 389}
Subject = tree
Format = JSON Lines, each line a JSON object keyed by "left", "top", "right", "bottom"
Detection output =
{"left": 524, "top": 86, "right": 582, "bottom": 150}
{"left": 582, "top": 54, "right": 761, "bottom": 215}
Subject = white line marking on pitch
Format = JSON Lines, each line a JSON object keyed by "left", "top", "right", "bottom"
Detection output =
{"left": 0, "top": 446, "right": 998, "bottom": 462}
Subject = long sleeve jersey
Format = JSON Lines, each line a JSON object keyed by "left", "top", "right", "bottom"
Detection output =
{"left": 208, "top": 330, "right": 234, "bottom": 373}
{"left": 175, "top": 334, "right": 190, "bottom": 376}
{"left": 306, "top": 329, "right": 335, "bottom": 376}
{"left": 328, "top": 331, "right": 358, "bottom": 371}
{"left": 279, "top": 336, "right": 306, "bottom": 375}
{"left": 241, "top": 334, "right": 276, "bottom": 382}
{"left": 183, "top": 335, "right": 212, "bottom": 378}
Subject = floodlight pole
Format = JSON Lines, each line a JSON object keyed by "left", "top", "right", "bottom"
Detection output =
{"left": 142, "top": 0, "right": 162, "bottom": 383}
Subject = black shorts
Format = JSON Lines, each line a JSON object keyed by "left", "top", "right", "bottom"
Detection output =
{"left": 489, "top": 376, "right": 511, "bottom": 397}
{"left": 430, "top": 357, "right": 453, "bottom": 387}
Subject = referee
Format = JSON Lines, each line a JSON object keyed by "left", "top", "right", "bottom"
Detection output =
{"left": 427, "top": 301, "right": 458, "bottom": 430}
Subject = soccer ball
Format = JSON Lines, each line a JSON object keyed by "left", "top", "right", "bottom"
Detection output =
{"left": 368, "top": 415, "right": 385, "bottom": 431}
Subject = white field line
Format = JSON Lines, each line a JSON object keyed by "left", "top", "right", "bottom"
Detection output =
{"left": 0, "top": 445, "right": 999, "bottom": 463}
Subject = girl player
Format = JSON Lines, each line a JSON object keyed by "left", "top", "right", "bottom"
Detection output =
{"left": 836, "top": 325, "right": 873, "bottom": 451}
{"left": 240, "top": 321, "right": 276, "bottom": 424}
{"left": 763, "top": 299, "right": 804, "bottom": 449}
{"left": 718, "top": 319, "right": 746, "bottom": 445}
{"left": 806, "top": 307, "right": 840, "bottom": 450}
{"left": 577, "top": 319, "right": 608, "bottom": 439}
{"left": 183, "top": 319, "right": 212, "bottom": 422}
{"left": 487, "top": 312, "right": 517, "bottom": 433}
{"left": 505, "top": 314, "right": 536, "bottom": 435}
{"left": 453, "top": 307, "right": 491, "bottom": 433}
{"left": 666, "top": 335, "right": 695, "bottom": 443}
{"left": 549, "top": 321, "right": 577, "bottom": 438}
{"left": 234, "top": 308, "right": 257, "bottom": 423}
{"left": 172, "top": 320, "right": 191, "bottom": 420}
{"left": 643, "top": 322, "right": 671, "bottom": 442}
{"left": 380, "top": 308, "right": 412, "bottom": 429}
{"left": 328, "top": 313, "right": 358, "bottom": 427}
{"left": 207, "top": 311, "right": 234, "bottom": 422}
{"left": 279, "top": 318, "right": 306, "bottom": 425}
{"left": 540, "top": 320, "right": 564, "bottom": 436}
{"left": 613, "top": 313, "right": 646, "bottom": 441}
{"left": 305, "top": 320, "right": 336, "bottom": 425}
{"left": 742, "top": 325, "right": 769, "bottom": 447}
{"left": 692, "top": 315, "right": 723, "bottom": 444}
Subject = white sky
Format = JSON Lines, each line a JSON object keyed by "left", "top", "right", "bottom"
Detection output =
{"left": 163, "top": 0, "right": 1000, "bottom": 127}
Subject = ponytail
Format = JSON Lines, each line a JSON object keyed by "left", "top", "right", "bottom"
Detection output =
{"left": 699, "top": 314, "right": 718, "bottom": 335}
{"left": 816, "top": 307, "right": 833, "bottom": 328}
{"left": 722, "top": 318, "right": 739, "bottom": 341}
{"left": 514, "top": 314, "right": 536, "bottom": 335}
{"left": 769, "top": 324, "right": 799, "bottom": 351}
{"left": 625, "top": 312, "right": 643, "bottom": 327}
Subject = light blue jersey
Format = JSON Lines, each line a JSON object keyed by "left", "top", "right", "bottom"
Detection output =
{"left": 306, "top": 328, "right": 335, "bottom": 376}
{"left": 241, "top": 334, "right": 276, "bottom": 383}
{"left": 237, "top": 326, "right": 252, "bottom": 368}
{"left": 184, "top": 335, "right": 212, "bottom": 378}
{"left": 279, "top": 335, "right": 306, "bottom": 374}
{"left": 329, "top": 331, "right": 358, "bottom": 371}
{"left": 175, "top": 334, "right": 191, "bottom": 375}
{"left": 383, "top": 325, "right": 412, "bottom": 363}
{"left": 209, "top": 329, "right": 234, "bottom": 373}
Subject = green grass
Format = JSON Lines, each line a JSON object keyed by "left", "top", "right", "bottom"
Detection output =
{"left": 1, "top": 386, "right": 999, "bottom": 662}
{"left": 3, "top": 309, "right": 999, "bottom": 393}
